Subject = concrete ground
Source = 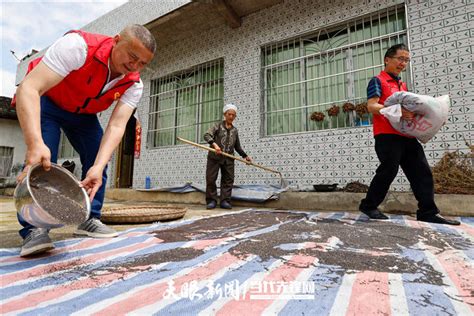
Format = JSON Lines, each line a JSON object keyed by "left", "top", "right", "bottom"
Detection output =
{"left": 1, "top": 196, "right": 472, "bottom": 315}
{"left": 0, "top": 196, "right": 247, "bottom": 248}
{"left": 105, "top": 188, "right": 474, "bottom": 217}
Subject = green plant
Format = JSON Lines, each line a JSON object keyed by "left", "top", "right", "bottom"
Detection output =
{"left": 11, "top": 163, "right": 24, "bottom": 175}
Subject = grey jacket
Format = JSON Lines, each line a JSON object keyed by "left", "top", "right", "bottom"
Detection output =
{"left": 204, "top": 121, "right": 247, "bottom": 160}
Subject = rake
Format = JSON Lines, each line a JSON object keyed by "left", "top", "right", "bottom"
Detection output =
{"left": 177, "top": 137, "right": 289, "bottom": 188}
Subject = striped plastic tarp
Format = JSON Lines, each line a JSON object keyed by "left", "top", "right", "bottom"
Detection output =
{"left": 1, "top": 210, "right": 473, "bottom": 315}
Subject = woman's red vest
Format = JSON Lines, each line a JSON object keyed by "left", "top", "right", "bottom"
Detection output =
{"left": 17, "top": 30, "right": 140, "bottom": 114}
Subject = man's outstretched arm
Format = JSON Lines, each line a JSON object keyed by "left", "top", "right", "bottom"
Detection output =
{"left": 80, "top": 101, "right": 134, "bottom": 200}
{"left": 15, "top": 61, "right": 64, "bottom": 180}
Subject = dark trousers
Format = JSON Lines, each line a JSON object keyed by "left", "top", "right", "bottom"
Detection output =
{"left": 18, "top": 96, "right": 107, "bottom": 238}
{"left": 359, "top": 134, "right": 438, "bottom": 217}
{"left": 206, "top": 157, "right": 235, "bottom": 203}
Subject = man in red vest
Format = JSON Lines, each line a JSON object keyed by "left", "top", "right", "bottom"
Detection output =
{"left": 14, "top": 24, "right": 156, "bottom": 256}
{"left": 359, "top": 44, "right": 459, "bottom": 225}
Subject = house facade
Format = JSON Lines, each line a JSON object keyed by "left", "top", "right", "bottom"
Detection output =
{"left": 0, "top": 96, "right": 26, "bottom": 186}
{"left": 16, "top": 0, "right": 473, "bottom": 191}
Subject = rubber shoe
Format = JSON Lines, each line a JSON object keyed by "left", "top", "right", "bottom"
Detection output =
{"left": 20, "top": 228, "right": 54, "bottom": 257}
{"left": 74, "top": 218, "right": 118, "bottom": 238}
{"left": 206, "top": 200, "right": 217, "bottom": 209}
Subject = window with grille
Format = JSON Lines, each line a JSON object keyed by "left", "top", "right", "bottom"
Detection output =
{"left": 148, "top": 59, "right": 224, "bottom": 148}
{"left": 58, "top": 132, "right": 79, "bottom": 159}
{"left": 0, "top": 146, "right": 14, "bottom": 177}
{"left": 262, "top": 5, "right": 409, "bottom": 136}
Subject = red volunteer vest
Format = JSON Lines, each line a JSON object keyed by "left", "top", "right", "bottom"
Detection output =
{"left": 14, "top": 30, "right": 140, "bottom": 114}
{"left": 372, "top": 70, "right": 409, "bottom": 137}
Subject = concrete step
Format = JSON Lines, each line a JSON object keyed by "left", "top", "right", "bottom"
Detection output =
{"left": 106, "top": 188, "right": 474, "bottom": 217}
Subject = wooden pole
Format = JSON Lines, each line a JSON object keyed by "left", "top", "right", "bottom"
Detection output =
{"left": 177, "top": 137, "right": 281, "bottom": 175}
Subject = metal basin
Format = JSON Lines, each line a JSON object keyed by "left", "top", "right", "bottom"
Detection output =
{"left": 14, "top": 163, "right": 90, "bottom": 229}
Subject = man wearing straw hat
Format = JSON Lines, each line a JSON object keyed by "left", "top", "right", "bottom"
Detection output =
{"left": 204, "top": 103, "right": 251, "bottom": 209}
{"left": 13, "top": 25, "right": 156, "bottom": 256}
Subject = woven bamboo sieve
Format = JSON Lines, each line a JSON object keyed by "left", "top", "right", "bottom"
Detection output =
{"left": 101, "top": 205, "right": 187, "bottom": 224}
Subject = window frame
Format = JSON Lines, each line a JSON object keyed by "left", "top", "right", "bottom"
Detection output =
{"left": 261, "top": 4, "right": 410, "bottom": 137}
{"left": 148, "top": 59, "right": 225, "bottom": 148}
{"left": 0, "top": 146, "right": 14, "bottom": 177}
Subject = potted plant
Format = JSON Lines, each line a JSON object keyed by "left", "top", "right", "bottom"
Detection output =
{"left": 327, "top": 104, "right": 340, "bottom": 116}
{"left": 355, "top": 102, "right": 369, "bottom": 126}
{"left": 342, "top": 102, "right": 356, "bottom": 126}
{"left": 310, "top": 111, "right": 325, "bottom": 130}
{"left": 310, "top": 111, "right": 325, "bottom": 121}
{"left": 326, "top": 104, "right": 340, "bottom": 128}
{"left": 342, "top": 102, "right": 355, "bottom": 113}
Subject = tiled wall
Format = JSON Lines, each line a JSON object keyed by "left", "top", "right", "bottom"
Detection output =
{"left": 15, "top": 1, "right": 190, "bottom": 187}
{"left": 81, "top": 0, "right": 190, "bottom": 187}
{"left": 15, "top": 1, "right": 189, "bottom": 85}
{"left": 407, "top": 0, "right": 473, "bottom": 165}
{"left": 81, "top": 0, "right": 190, "bottom": 35}
{"left": 90, "top": 0, "right": 473, "bottom": 191}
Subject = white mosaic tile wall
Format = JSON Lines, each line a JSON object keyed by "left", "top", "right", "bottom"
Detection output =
{"left": 15, "top": 1, "right": 189, "bottom": 85}
{"left": 14, "top": 0, "right": 191, "bottom": 188}
{"left": 90, "top": 0, "right": 473, "bottom": 191}
{"left": 407, "top": 0, "right": 473, "bottom": 166}
{"left": 80, "top": 0, "right": 191, "bottom": 187}
{"left": 82, "top": 0, "right": 190, "bottom": 36}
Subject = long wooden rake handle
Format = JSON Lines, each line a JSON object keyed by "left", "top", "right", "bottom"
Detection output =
{"left": 177, "top": 137, "right": 281, "bottom": 175}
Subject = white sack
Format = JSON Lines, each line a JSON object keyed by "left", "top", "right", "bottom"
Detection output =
{"left": 380, "top": 104, "right": 402, "bottom": 124}
{"left": 383, "top": 92, "right": 450, "bottom": 143}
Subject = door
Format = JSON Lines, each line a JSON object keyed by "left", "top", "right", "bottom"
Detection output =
{"left": 115, "top": 116, "right": 136, "bottom": 188}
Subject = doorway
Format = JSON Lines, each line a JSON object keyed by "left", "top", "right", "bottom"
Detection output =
{"left": 115, "top": 115, "right": 136, "bottom": 188}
